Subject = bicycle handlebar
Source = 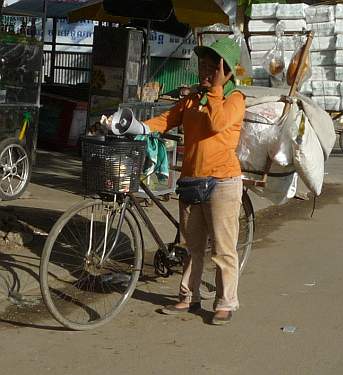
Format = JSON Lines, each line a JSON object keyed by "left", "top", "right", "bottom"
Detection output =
{"left": 159, "top": 133, "right": 183, "bottom": 143}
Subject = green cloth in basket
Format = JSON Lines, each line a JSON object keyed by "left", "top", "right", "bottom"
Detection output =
{"left": 135, "top": 133, "right": 169, "bottom": 181}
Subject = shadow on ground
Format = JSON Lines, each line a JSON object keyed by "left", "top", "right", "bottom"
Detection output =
{"left": 30, "top": 149, "right": 83, "bottom": 195}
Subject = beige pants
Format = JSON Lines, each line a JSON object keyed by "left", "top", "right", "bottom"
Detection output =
{"left": 179, "top": 177, "right": 243, "bottom": 311}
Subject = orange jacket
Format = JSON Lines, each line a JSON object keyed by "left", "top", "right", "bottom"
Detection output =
{"left": 146, "top": 86, "right": 245, "bottom": 179}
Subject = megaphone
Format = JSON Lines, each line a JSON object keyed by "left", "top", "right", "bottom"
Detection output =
{"left": 110, "top": 108, "right": 149, "bottom": 136}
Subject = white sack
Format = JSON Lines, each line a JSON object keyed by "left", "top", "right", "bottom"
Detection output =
{"left": 292, "top": 111, "right": 324, "bottom": 196}
{"left": 336, "top": 4, "right": 343, "bottom": 19}
{"left": 250, "top": 51, "right": 268, "bottom": 66}
{"left": 336, "top": 35, "right": 343, "bottom": 50}
{"left": 312, "top": 81, "right": 341, "bottom": 96}
{"left": 299, "top": 96, "right": 336, "bottom": 160}
{"left": 249, "top": 35, "right": 276, "bottom": 51}
{"left": 310, "top": 51, "right": 336, "bottom": 66}
{"left": 335, "top": 50, "right": 343, "bottom": 66}
{"left": 277, "top": 20, "right": 307, "bottom": 32}
{"left": 307, "top": 21, "right": 335, "bottom": 36}
{"left": 299, "top": 81, "right": 312, "bottom": 95}
{"left": 336, "top": 20, "right": 343, "bottom": 34}
{"left": 250, "top": 3, "right": 278, "bottom": 19}
{"left": 276, "top": 4, "right": 308, "bottom": 19}
{"left": 310, "top": 36, "right": 336, "bottom": 51}
{"left": 311, "top": 96, "right": 341, "bottom": 111}
{"left": 244, "top": 170, "right": 298, "bottom": 205}
{"left": 305, "top": 5, "right": 335, "bottom": 23}
{"left": 238, "top": 101, "right": 286, "bottom": 172}
{"left": 249, "top": 36, "right": 302, "bottom": 51}
{"left": 311, "top": 66, "right": 335, "bottom": 80}
{"left": 248, "top": 20, "right": 277, "bottom": 33}
{"left": 271, "top": 105, "right": 297, "bottom": 167}
{"left": 335, "top": 67, "right": 343, "bottom": 81}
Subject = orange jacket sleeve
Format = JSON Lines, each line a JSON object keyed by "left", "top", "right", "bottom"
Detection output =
{"left": 145, "top": 98, "right": 186, "bottom": 133}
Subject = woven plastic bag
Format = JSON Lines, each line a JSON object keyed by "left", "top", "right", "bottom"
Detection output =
{"left": 291, "top": 110, "right": 324, "bottom": 196}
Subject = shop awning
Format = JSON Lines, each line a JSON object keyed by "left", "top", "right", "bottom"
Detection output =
{"left": 3, "top": 0, "right": 90, "bottom": 18}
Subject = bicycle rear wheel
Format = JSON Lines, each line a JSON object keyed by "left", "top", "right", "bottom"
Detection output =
{"left": 200, "top": 190, "right": 254, "bottom": 299}
{"left": 40, "top": 199, "right": 142, "bottom": 330}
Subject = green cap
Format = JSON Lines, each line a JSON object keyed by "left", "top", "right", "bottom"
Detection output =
{"left": 194, "top": 37, "right": 241, "bottom": 78}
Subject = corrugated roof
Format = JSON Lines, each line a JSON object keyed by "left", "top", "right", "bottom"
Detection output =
{"left": 3, "top": 0, "right": 89, "bottom": 18}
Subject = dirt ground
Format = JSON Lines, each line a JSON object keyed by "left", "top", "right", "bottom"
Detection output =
{"left": 1, "top": 149, "right": 343, "bottom": 375}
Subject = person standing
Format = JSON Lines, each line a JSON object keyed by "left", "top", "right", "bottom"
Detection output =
{"left": 145, "top": 38, "right": 245, "bottom": 325}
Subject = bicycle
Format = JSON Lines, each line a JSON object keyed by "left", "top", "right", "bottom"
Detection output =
{"left": 39, "top": 134, "right": 255, "bottom": 330}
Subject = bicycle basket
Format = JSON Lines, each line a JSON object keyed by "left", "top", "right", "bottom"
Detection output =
{"left": 81, "top": 136, "right": 146, "bottom": 194}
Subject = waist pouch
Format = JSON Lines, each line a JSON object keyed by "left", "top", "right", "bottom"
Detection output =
{"left": 176, "top": 177, "right": 217, "bottom": 204}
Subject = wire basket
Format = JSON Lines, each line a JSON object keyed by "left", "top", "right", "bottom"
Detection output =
{"left": 81, "top": 136, "right": 146, "bottom": 195}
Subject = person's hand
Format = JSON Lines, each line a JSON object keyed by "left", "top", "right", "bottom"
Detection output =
{"left": 212, "top": 58, "right": 233, "bottom": 87}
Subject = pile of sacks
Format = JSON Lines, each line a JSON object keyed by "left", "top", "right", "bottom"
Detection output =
{"left": 237, "top": 93, "right": 336, "bottom": 204}
{"left": 248, "top": 2, "right": 343, "bottom": 111}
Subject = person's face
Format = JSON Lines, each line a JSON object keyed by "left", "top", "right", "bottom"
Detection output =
{"left": 198, "top": 54, "right": 230, "bottom": 88}
{"left": 198, "top": 55, "right": 219, "bottom": 88}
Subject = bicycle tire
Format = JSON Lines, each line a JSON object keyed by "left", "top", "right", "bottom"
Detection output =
{"left": 40, "top": 199, "right": 142, "bottom": 330}
{"left": 0, "top": 138, "right": 32, "bottom": 201}
{"left": 200, "top": 190, "right": 254, "bottom": 300}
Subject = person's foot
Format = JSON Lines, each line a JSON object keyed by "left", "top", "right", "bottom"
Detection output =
{"left": 160, "top": 302, "right": 201, "bottom": 315}
{"left": 211, "top": 310, "right": 233, "bottom": 325}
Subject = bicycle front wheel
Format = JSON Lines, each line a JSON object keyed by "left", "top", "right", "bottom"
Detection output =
{"left": 40, "top": 199, "right": 142, "bottom": 330}
{"left": 200, "top": 190, "right": 254, "bottom": 299}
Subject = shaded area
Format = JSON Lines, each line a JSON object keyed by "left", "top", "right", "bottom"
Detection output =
{"left": 30, "top": 149, "right": 83, "bottom": 195}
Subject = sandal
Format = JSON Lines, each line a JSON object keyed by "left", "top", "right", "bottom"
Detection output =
{"left": 211, "top": 311, "right": 233, "bottom": 325}
{"left": 160, "top": 302, "right": 201, "bottom": 315}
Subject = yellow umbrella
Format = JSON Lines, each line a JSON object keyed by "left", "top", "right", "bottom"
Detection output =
{"left": 172, "top": 0, "right": 228, "bottom": 29}
{"left": 68, "top": 0, "right": 129, "bottom": 23}
{"left": 68, "top": 0, "right": 229, "bottom": 29}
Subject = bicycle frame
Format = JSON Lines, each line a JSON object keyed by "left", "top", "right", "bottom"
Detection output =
{"left": 129, "top": 180, "right": 179, "bottom": 256}
{"left": 93, "top": 180, "right": 179, "bottom": 267}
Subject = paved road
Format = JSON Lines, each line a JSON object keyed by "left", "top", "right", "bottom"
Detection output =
{"left": 0, "top": 148, "right": 343, "bottom": 374}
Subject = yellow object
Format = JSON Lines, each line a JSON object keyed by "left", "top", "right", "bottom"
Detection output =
{"left": 68, "top": 1, "right": 129, "bottom": 23}
{"left": 18, "top": 119, "right": 28, "bottom": 141}
{"left": 68, "top": 0, "right": 228, "bottom": 28}
{"left": 298, "top": 112, "right": 306, "bottom": 137}
{"left": 171, "top": 0, "right": 228, "bottom": 28}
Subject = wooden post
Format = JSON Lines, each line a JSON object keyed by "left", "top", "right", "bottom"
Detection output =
{"left": 49, "top": 17, "right": 57, "bottom": 83}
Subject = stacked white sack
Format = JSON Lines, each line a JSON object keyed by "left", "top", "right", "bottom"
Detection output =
{"left": 311, "top": 96, "right": 341, "bottom": 111}
{"left": 337, "top": 4, "right": 343, "bottom": 19}
{"left": 306, "top": 4, "right": 342, "bottom": 111}
{"left": 250, "top": 2, "right": 278, "bottom": 19}
{"left": 305, "top": 5, "right": 335, "bottom": 24}
{"left": 311, "top": 66, "right": 336, "bottom": 80}
{"left": 248, "top": 20, "right": 277, "bottom": 33}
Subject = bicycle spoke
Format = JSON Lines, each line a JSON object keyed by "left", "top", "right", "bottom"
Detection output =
{"left": 15, "top": 154, "right": 28, "bottom": 165}
{"left": 41, "top": 200, "right": 141, "bottom": 329}
{"left": 1, "top": 173, "right": 10, "bottom": 181}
